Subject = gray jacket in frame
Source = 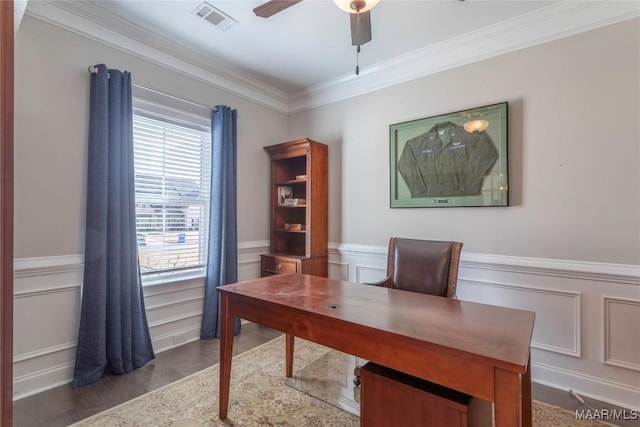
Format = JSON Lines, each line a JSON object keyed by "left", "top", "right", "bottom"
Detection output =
{"left": 398, "top": 121, "right": 499, "bottom": 198}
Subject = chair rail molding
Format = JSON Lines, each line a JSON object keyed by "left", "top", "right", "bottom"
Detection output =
{"left": 331, "top": 243, "right": 640, "bottom": 284}
{"left": 13, "top": 254, "right": 83, "bottom": 278}
{"left": 461, "top": 253, "right": 640, "bottom": 285}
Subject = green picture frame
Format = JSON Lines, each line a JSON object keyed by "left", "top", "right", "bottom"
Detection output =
{"left": 389, "top": 102, "right": 509, "bottom": 208}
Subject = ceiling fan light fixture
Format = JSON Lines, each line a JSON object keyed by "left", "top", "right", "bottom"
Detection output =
{"left": 334, "top": 0, "right": 380, "bottom": 14}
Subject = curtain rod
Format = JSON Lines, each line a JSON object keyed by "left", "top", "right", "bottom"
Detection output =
{"left": 88, "top": 65, "right": 217, "bottom": 113}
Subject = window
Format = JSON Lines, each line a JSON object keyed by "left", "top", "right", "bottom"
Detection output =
{"left": 132, "top": 108, "right": 211, "bottom": 284}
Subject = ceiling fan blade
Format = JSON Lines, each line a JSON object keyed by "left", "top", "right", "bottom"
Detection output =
{"left": 253, "top": 0, "right": 303, "bottom": 18}
{"left": 350, "top": 10, "right": 372, "bottom": 46}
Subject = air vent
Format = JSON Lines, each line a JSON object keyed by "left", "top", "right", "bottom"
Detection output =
{"left": 191, "top": 2, "right": 237, "bottom": 31}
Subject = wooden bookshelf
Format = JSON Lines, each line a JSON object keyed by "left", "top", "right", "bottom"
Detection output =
{"left": 261, "top": 138, "right": 328, "bottom": 277}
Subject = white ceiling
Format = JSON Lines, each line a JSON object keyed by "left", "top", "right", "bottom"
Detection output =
{"left": 89, "top": 0, "right": 556, "bottom": 92}
{"left": 25, "top": 1, "right": 640, "bottom": 112}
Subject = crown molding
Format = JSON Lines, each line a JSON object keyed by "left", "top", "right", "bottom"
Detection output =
{"left": 14, "top": 0, "right": 28, "bottom": 35}
{"left": 24, "top": 0, "right": 290, "bottom": 113}
{"left": 24, "top": 1, "right": 639, "bottom": 114}
{"left": 288, "top": 1, "right": 640, "bottom": 113}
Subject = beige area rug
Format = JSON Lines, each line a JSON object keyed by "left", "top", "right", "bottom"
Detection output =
{"left": 284, "top": 349, "right": 617, "bottom": 427}
{"left": 72, "top": 335, "right": 614, "bottom": 426}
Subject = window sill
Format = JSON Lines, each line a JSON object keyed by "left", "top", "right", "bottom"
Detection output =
{"left": 142, "top": 270, "right": 205, "bottom": 288}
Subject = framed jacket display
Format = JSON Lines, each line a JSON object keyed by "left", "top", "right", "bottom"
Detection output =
{"left": 390, "top": 102, "right": 508, "bottom": 208}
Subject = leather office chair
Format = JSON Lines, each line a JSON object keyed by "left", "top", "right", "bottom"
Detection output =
{"left": 353, "top": 237, "right": 463, "bottom": 386}
{"left": 370, "top": 237, "right": 462, "bottom": 297}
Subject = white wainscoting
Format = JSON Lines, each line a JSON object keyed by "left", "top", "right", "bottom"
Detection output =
{"left": 13, "top": 241, "right": 640, "bottom": 409}
{"left": 13, "top": 256, "right": 83, "bottom": 400}
{"left": 12, "top": 241, "right": 269, "bottom": 400}
{"left": 602, "top": 296, "right": 640, "bottom": 372}
{"left": 328, "top": 243, "right": 640, "bottom": 410}
{"left": 460, "top": 279, "right": 582, "bottom": 358}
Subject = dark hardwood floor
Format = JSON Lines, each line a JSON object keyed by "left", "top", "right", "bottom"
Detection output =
{"left": 13, "top": 323, "right": 281, "bottom": 427}
{"left": 13, "top": 323, "right": 638, "bottom": 426}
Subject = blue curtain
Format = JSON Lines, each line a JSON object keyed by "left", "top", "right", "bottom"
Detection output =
{"left": 73, "top": 64, "right": 155, "bottom": 388}
{"left": 200, "top": 105, "right": 241, "bottom": 339}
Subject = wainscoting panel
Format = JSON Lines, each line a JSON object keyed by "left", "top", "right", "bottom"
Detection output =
{"left": 145, "top": 285, "right": 204, "bottom": 323}
{"left": 238, "top": 259, "right": 261, "bottom": 282}
{"left": 143, "top": 279, "right": 204, "bottom": 302}
{"left": 13, "top": 342, "right": 76, "bottom": 377}
{"left": 458, "top": 279, "right": 581, "bottom": 357}
{"left": 238, "top": 240, "right": 269, "bottom": 281}
{"left": 13, "top": 257, "right": 83, "bottom": 399}
{"left": 14, "top": 284, "right": 80, "bottom": 356}
{"left": 354, "top": 265, "right": 386, "bottom": 285}
{"left": 603, "top": 296, "right": 640, "bottom": 372}
{"left": 328, "top": 261, "right": 349, "bottom": 281}
{"left": 146, "top": 296, "right": 205, "bottom": 325}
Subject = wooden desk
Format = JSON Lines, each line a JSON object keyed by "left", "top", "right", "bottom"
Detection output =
{"left": 218, "top": 274, "right": 535, "bottom": 426}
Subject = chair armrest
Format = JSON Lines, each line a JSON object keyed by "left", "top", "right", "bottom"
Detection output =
{"left": 363, "top": 276, "right": 393, "bottom": 288}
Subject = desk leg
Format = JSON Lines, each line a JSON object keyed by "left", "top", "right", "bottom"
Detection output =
{"left": 494, "top": 368, "right": 521, "bottom": 427}
{"left": 218, "top": 294, "right": 234, "bottom": 420}
{"left": 521, "top": 353, "right": 532, "bottom": 427}
{"left": 285, "top": 334, "right": 294, "bottom": 377}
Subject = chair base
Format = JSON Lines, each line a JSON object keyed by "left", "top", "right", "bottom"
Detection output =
{"left": 353, "top": 366, "right": 362, "bottom": 386}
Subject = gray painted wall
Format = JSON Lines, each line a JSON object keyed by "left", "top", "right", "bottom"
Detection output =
{"left": 289, "top": 19, "right": 640, "bottom": 265}
{"left": 14, "top": 16, "right": 287, "bottom": 259}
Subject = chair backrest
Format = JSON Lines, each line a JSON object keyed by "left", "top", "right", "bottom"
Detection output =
{"left": 386, "top": 238, "right": 463, "bottom": 298}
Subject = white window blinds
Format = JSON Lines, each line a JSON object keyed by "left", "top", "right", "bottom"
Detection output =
{"left": 132, "top": 111, "right": 211, "bottom": 284}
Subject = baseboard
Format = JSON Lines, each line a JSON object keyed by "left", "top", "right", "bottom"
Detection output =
{"left": 532, "top": 362, "right": 640, "bottom": 411}
{"left": 13, "top": 362, "right": 75, "bottom": 401}
{"left": 151, "top": 325, "right": 202, "bottom": 354}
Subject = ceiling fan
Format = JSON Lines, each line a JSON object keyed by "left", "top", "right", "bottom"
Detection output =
{"left": 253, "top": 0, "right": 379, "bottom": 75}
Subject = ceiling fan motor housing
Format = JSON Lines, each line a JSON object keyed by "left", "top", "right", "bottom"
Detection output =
{"left": 350, "top": 0, "right": 367, "bottom": 12}
{"left": 350, "top": 11, "right": 371, "bottom": 46}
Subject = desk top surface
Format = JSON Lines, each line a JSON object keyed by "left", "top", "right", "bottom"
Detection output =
{"left": 219, "top": 274, "right": 535, "bottom": 371}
